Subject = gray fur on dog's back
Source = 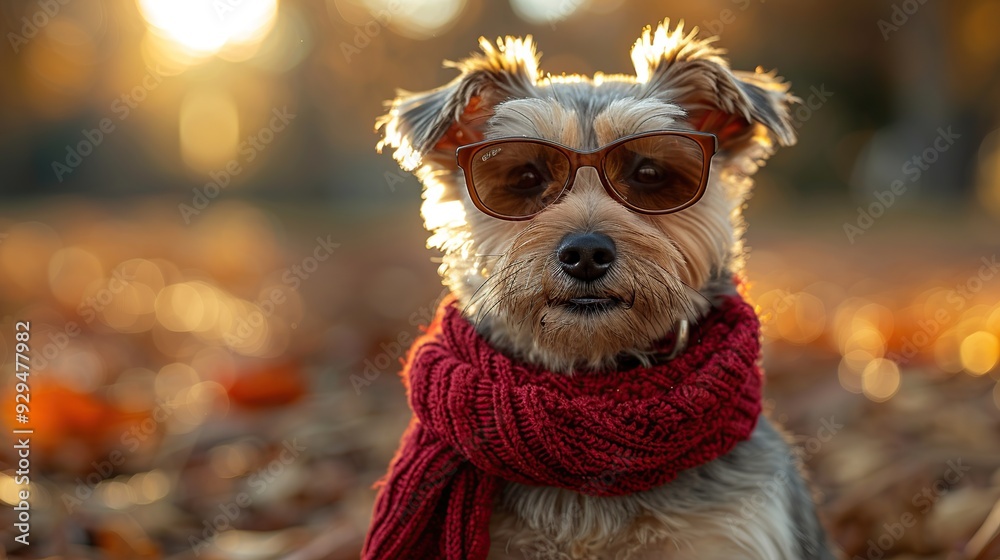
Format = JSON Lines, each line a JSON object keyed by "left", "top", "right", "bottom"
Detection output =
{"left": 489, "top": 417, "right": 834, "bottom": 560}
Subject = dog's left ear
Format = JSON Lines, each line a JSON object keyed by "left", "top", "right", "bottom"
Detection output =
{"left": 631, "top": 21, "right": 798, "bottom": 156}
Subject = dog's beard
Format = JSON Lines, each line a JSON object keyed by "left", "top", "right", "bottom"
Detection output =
{"left": 478, "top": 251, "right": 699, "bottom": 373}
{"left": 458, "top": 189, "right": 727, "bottom": 374}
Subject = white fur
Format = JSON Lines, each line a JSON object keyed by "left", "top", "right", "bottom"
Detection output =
{"left": 375, "top": 20, "right": 832, "bottom": 560}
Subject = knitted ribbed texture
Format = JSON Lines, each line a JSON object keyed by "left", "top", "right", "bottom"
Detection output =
{"left": 362, "top": 294, "right": 763, "bottom": 560}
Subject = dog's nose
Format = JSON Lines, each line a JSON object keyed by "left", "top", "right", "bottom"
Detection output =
{"left": 557, "top": 232, "right": 616, "bottom": 282}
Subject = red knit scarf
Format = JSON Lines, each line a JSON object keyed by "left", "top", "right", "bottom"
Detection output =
{"left": 362, "top": 294, "right": 763, "bottom": 560}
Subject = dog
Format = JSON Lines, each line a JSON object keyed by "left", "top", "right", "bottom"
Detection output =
{"left": 373, "top": 20, "right": 834, "bottom": 560}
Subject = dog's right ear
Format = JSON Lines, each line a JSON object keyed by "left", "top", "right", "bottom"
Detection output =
{"left": 376, "top": 36, "right": 540, "bottom": 172}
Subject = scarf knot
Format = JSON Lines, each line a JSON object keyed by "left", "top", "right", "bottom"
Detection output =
{"left": 363, "top": 294, "right": 763, "bottom": 560}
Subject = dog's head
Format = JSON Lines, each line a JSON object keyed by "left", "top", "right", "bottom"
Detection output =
{"left": 377, "top": 21, "right": 796, "bottom": 372}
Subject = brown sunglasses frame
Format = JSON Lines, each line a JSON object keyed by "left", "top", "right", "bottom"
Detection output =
{"left": 455, "top": 130, "right": 718, "bottom": 221}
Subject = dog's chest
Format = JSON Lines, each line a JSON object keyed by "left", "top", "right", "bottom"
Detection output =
{"left": 487, "top": 483, "right": 747, "bottom": 560}
{"left": 484, "top": 420, "right": 808, "bottom": 560}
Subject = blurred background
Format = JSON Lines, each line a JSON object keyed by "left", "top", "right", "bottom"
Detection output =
{"left": 0, "top": 0, "right": 999, "bottom": 558}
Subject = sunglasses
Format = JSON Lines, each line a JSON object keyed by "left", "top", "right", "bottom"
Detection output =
{"left": 455, "top": 130, "right": 718, "bottom": 221}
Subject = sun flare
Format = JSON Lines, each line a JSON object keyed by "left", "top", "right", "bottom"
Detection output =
{"left": 137, "top": 0, "right": 278, "bottom": 58}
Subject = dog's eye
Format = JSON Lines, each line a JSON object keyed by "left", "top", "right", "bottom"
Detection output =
{"left": 507, "top": 164, "right": 546, "bottom": 192}
{"left": 630, "top": 160, "right": 670, "bottom": 187}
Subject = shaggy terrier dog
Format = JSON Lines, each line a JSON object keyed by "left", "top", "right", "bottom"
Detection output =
{"left": 370, "top": 20, "right": 834, "bottom": 560}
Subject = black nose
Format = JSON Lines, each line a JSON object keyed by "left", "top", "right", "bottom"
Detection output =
{"left": 557, "top": 232, "right": 616, "bottom": 282}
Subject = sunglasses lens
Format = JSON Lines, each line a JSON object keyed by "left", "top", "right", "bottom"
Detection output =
{"left": 605, "top": 135, "right": 707, "bottom": 212}
{"left": 468, "top": 141, "right": 571, "bottom": 218}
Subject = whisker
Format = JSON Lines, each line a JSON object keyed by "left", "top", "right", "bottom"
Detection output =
{"left": 474, "top": 281, "right": 519, "bottom": 331}
{"left": 675, "top": 277, "right": 712, "bottom": 308}
{"left": 464, "top": 223, "right": 542, "bottom": 316}
{"left": 463, "top": 260, "right": 529, "bottom": 316}
{"left": 629, "top": 256, "right": 708, "bottom": 331}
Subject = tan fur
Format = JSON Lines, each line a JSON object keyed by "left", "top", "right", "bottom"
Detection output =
{"left": 452, "top": 96, "right": 739, "bottom": 373}
{"left": 376, "top": 19, "right": 833, "bottom": 560}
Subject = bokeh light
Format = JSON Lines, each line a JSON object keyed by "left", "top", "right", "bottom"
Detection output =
{"left": 861, "top": 358, "right": 901, "bottom": 403}
{"left": 775, "top": 292, "right": 827, "bottom": 344}
{"left": 510, "top": 0, "right": 587, "bottom": 24}
{"left": 156, "top": 283, "right": 207, "bottom": 333}
{"left": 837, "top": 357, "right": 864, "bottom": 394}
{"left": 132, "top": 470, "right": 172, "bottom": 504}
{"left": 334, "top": 0, "right": 468, "bottom": 40}
{"left": 0, "top": 472, "right": 29, "bottom": 507}
{"left": 48, "top": 247, "right": 104, "bottom": 308}
{"left": 209, "top": 442, "right": 257, "bottom": 478}
{"left": 933, "top": 329, "right": 966, "bottom": 375}
{"left": 137, "top": 0, "right": 279, "bottom": 60}
{"left": 959, "top": 331, "right": 1000, "bottom": 375}
{"left": 179, "top": 89, "right": 241, "bottom": 174}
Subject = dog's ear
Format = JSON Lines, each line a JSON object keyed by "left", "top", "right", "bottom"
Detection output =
{"left": 631, "top": 21, "right": 797, "bottom": 156}
{"left": 376, "top": 36, "right": 540, "bottom": 172}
